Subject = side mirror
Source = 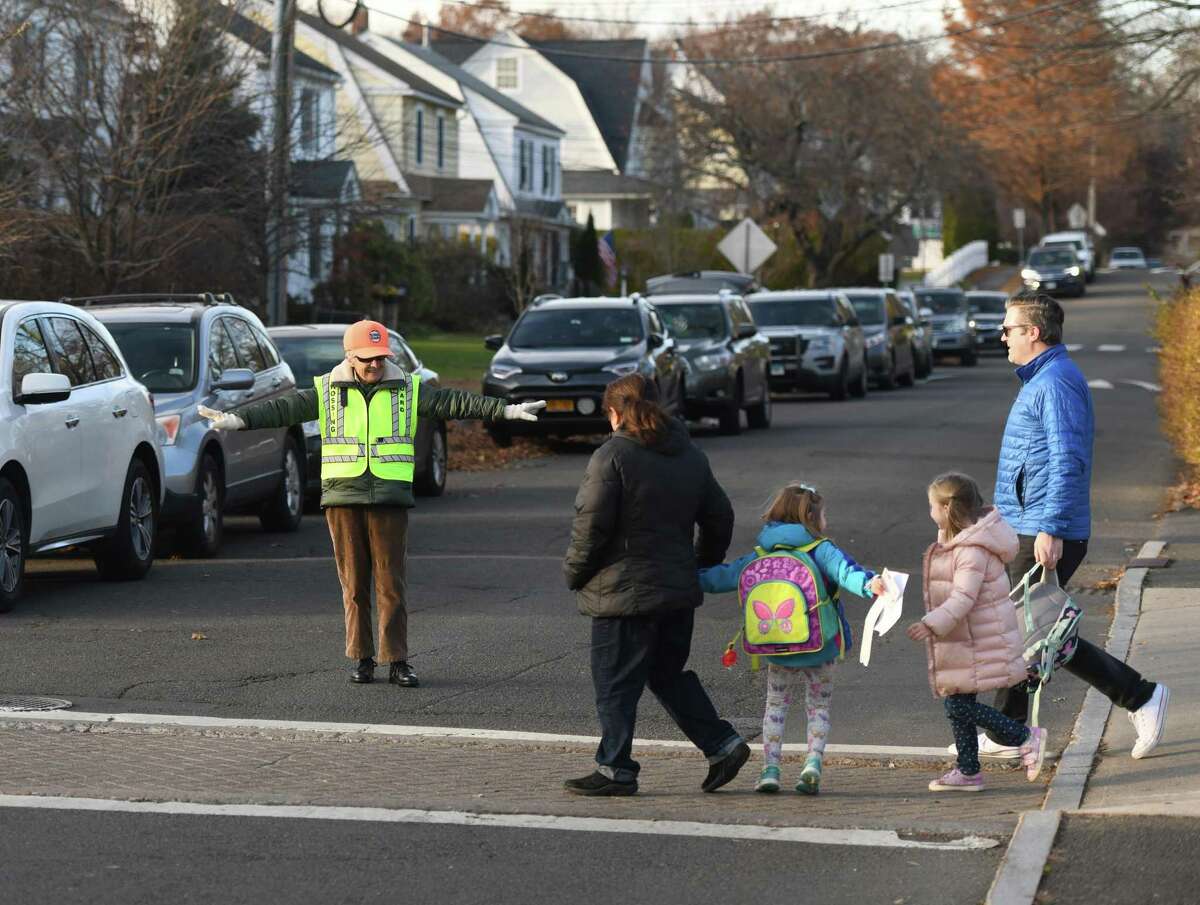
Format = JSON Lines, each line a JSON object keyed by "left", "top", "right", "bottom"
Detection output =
{"left": 484, "top": 334, "right": 504, "bottom": 351}
{"left": 647, "top": 333, "right": 664, "bottom": 349}
{"left": 17, "top": 372, "right": 71, "bottom": 405}
{"left": 735, "top": 323, "right": 757, "bottom": 340}
{"left": 213, "top": 367, "right": 255, "bottom": 391}
{"left": 919, "top": 307, "right": 934, "bottom": 318}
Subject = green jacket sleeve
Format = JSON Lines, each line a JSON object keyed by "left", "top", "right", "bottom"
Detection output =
{"left": 234, "top": 388, "right": 320, "bottom": 430}
{"left": 418, "top": 387, "right": 506, "bottom": 421}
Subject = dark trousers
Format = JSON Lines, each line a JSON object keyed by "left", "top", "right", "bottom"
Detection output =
{"left": 591, "top": 610, "right": 740, "bottom": 782}
{"left": 986, "top": 534, "right": 1156, "bottom": 741}
{"left": 946, "top": 694, "right": 1029, "bottom": 775}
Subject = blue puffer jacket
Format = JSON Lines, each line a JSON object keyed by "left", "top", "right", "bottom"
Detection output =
{"left": 994, "top": 344, "right": 1094, "bottom": 541}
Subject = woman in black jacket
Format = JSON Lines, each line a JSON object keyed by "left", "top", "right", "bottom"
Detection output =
{"left": 563, "top": 374, "right": 749, "bottom": 796}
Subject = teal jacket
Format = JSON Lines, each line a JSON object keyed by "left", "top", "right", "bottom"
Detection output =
{"left": 699, "top": 522, "right": 877, "bottom": 666}
{"left": 233, "top": 359, "right": 506, "bottom": 508}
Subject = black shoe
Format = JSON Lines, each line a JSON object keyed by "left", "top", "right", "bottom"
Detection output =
{"left": 388, "top": 661, "right": 419, "bottom": 687}
{"left": 702, "top": 742, "right": 751, "bottom": 793}
{"left": 350, "top": 658, "right": 375, "bottom": 684}
{"left": 563, "top": 771, "right": 638, "bottom": 797}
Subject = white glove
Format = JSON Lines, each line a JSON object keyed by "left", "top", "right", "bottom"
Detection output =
{"left": 197, "top": 404, "right": 245, "bottom": 431}
{"left": 503, "top": 400, "right": 546, "bottom": 422}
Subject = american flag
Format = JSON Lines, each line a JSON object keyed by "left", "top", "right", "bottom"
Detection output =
{"left": 598, "top": 231, "right": 617, "bottom": 288}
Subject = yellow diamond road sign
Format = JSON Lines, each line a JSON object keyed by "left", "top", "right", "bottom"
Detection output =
{"left": 717, "top": 218, "right": 777, "bottom": 274}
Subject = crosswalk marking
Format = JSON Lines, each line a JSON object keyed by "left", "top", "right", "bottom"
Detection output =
{"left": 1120, "top": 380, "right": 1161, "bottom": 393}
{"left": 1097, "top": 344, "right": 1126, "bottom": 352}
{"left": 1087, "top": 379, "right": 1115, "bottom": 389}
{"left": 1066, "top": 344, "right": 1084, "bottom": 352}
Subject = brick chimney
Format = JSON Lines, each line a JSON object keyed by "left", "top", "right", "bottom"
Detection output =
{"left": 351, "top": 6, "right": 368, "bottom": 35}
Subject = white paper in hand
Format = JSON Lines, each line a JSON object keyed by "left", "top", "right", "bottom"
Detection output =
{"left": 859, "top": 568, "right": 908, "bottom": 666}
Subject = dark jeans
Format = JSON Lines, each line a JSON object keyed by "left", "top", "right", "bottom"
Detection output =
{"left": 591, "top": 610, "right": 741, "bottom": 782}
{"left": 986, "top": 534, "right": 1157, "bottom": 742}
{"left": 946, "top": 693, "right": 1030, "bottom": 775}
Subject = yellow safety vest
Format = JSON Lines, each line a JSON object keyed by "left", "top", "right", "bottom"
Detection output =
{"left": 315, "top": 373, "right": 421, "bottom": 482}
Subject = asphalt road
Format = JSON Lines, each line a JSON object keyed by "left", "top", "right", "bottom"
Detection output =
{"left": 0, "top": 269, "right": 1177, "bottom": 905}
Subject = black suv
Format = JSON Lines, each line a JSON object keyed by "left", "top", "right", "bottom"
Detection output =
{"left": 482, "top": 297, "right": 685, "bottom": 445}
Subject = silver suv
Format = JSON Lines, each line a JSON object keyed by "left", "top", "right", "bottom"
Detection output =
{"left": 78, "top": 294, "right": 305, "bottom": 557}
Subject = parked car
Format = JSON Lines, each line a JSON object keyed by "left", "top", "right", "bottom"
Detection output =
{"left": 1040, "top": 230, "right": 1096, "bottom": 281}
{"left": 746, "top": 290, "right": 868, "bottom": 400}
{"left": 1108, "top": 246, "right": 1148, "bottom": 270}
{"left": 644, "top": 271, "right": 761, "bottom": 297}
{"left": 81, "top": 294, "right": 305, "bottom": 557}
{"left": 268, "top": 324, "right": 448, "bottom": 500}
{"left": 840, "top": 288, "right": 917, "bottom": 388}
{"left": 0, "top": 300, "right": 165, "bottom": 610}
{"left": 1021, "top": 247, "right": 1086, "bottom": 297}
{"left": 896, "top": 290, "right": 934, "bottom": 378}
{"left": 912, "top": 287, "right": 979, "bottom": 365}
{"left": 482, "top": 296, "right": 685, "bottom": 445}
{"left": 965, "top": 291, "right": 1009, "bottom": 352}
{"left": 651, "top": 291, "right": 771, "bottom": 433}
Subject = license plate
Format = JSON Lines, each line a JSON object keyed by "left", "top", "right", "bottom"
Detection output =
{"left": 546, "top": 399, "right": 575, "bottom": 413}
{"left": 1045, "top": 281, "right": 1057, "bottom": 289}
{"left": 770, "top": 363, "right": 785, "bottom": 376}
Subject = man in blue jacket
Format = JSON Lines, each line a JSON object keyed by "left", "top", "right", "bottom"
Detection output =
{"left": 979, "top": 292, "right": 1168, "bottom": 759}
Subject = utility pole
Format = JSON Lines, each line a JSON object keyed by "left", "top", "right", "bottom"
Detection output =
{"left": 266, "top": 0, "right": 296, "bottom": 326}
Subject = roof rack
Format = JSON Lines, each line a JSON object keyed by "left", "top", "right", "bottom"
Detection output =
{"left": 61, "top": 292, "right": 239, "bottom": 308}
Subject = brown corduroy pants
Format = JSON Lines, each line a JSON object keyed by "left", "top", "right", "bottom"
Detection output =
{"left": 325, "top": 506, "right": 409, "bottom": 664}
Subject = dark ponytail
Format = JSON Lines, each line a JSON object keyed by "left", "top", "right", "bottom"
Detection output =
{"left": 603, "top": 373, "right": 669, "bottom": 449}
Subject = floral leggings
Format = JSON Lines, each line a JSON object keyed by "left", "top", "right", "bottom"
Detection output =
{"left": 762, "top": 661, "right": 835, "bottom": 767}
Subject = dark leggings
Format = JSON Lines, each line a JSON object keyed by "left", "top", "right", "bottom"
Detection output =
{"left": 945, "top": 693, "right": 1031, "bottom": 775}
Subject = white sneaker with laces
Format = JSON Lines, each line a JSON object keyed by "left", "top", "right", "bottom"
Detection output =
{"left": 1129, "top": 684, "right": 1170, "bottom": 759}
{"left": 946, "top": 733, "right": 1021, "bottom": 759}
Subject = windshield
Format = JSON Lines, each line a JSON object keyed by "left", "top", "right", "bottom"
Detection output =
{"left": 1112, "top": 249, "right": 1142, "bottom": 258}
{"left": 749, "top": 298, "right": 838, "bottom": 327}
{"left": 508, "top": 308, "right": 644, "bottom": 349}
{"left": 659, "top": 304, "right": 728, "bottom": 340}
{"left": 273, "top": 336, "right": 348, "bottom": 385}
{"left": 843, "top": 294, "right": 886, "bottom": 325}
{"left": 913, "top": 291, "right": 965, "bottom": 315}
{"left": 647, "top": 276, "right": 753, "bottom": 295}
{"left": 1029, "top": 249, "right": 1076, "bottom": 267}
{"left": 1044, "top": 241, "right": 1083, "bottom": 252}
{"left": 104, "top": 323, "right": 197, "bottom": 392}
{"left": 967, "top": 294, "right": 1008, "bottom": 315}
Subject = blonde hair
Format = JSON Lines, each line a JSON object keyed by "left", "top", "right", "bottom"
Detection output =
{"left": 763, "top": 483, "right": 824, "bottom": 536}
{"left": 928, "top": 472, "right": 986, "bottom": 539}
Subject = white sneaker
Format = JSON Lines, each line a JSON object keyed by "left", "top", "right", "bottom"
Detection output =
{"left": 946, "top": 733, "right": 1021, "bottom": 759}
{"left": 1129, "top": 684, "right": 1170, "bottom": 759}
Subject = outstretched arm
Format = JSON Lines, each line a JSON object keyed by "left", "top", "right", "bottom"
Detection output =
{"left": 811, "top": 540, "right": 877, "bottom": 599}
{"left": 201, "top": 388, "right": 319, "bottom": 431}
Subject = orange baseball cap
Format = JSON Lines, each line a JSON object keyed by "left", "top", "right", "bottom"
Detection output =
{"left": 343, "top": 320, "right": 391, "bottom": 359}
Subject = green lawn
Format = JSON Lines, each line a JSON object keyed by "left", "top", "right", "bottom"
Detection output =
{"left": 408, "top": 332, "right": 496, "bottom": 385}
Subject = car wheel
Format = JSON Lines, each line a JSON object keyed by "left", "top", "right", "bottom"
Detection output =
{"left": 850, "top": 357, "right": 869, "bottom": 398}
{"left": 746, "top": 386, "right": 772, "bottom": 429}
{"left": 718, "top": 378, "right": 743, "bottom": 435}
{"left": 877, "top": 353, "right": 897, "bottom": 390}
{"left": 828, "top": 357, "right": 850, "bottom": 401}
{"left": 259, "top": 437, "right": 304, "bottom": 532}
{"left": 488, "top": 424, "right": 513, "bottom": 448}
{"left": 962, "top": 348, "right": 979, "bottom": 367}
{"left": 181, "top": 453, "right": 223, "bottom": 558}
{"left": 94, "top": 459, "right": 156, "bottom": 582}
{"left": 415, "top": 422, "right": 448, "bottom": 497}
{"left": 0, "top": 477, "right": 26, "bottom": 612}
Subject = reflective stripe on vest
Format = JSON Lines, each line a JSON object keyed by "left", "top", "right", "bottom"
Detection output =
{"left": 315, "top": 372, "right": 421, "bottom": 482}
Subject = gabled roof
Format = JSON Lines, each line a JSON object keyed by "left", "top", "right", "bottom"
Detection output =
{"left": 217, "top": 5, "right": 338, "bottom": 79}
{"left": 292, "top": 160, "right": 357, "bottom": 200}
{"left": 427, "top": 36, "right": 489, "bottom": 66}
{"left": 405, "top": 174, "right": 495, "bottom": 215}
{"left": 528, "top": 39, "right": 647, "bottom": 171}
{"left": 385, "top": 39, "right": 563, "bottom": 136}
{"left": 297, "top": 11, "right": 460, "bottom": 107}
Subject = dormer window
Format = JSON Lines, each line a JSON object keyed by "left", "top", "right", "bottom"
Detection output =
{"left": 496, "top": 57, "right": 518, "bottom": 90}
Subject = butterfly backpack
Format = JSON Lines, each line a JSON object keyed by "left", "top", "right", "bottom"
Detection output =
{"left": 729, "top": 540, "right": 843, "bottom": 664}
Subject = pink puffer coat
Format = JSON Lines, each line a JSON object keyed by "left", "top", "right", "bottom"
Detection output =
{"left": 921, "top": 508, "right": 1027, "bottom": 697}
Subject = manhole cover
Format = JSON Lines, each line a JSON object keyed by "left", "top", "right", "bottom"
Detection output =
{"left": 0, "top": 695, "right": 73, "bottom": 713}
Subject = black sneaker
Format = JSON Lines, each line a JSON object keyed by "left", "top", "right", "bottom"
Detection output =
{"left": 350, "top": 658, "right": 375, "bottom": 684}
{"left": 389, "top": 661, "right": 419, "bottom": 687}
{"left": 563, "top": 771, "right": 638, "bottom": 797}
{"left": 702, "top": 742, "right": 750, "bottom": 793}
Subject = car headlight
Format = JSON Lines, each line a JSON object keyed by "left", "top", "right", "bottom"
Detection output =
{"left": 968, "top": 319, "right": 977, "bottom": 329}
{"left": 603, "top": 362, "right": 639, "bottom": 376}
{"left": 302, "top": 419, "right": 320, "bottom": 438}
{"left": 1066, "top": 265, "right": 1080, "bottom": 276}
{"left": 1021, "top": 268, "right": 1038, "bottom": 280}
{"left": 156, "top": 414, "right": 181, "bottom": 446}
{"left": 806, "top": 336, "right": 834, "bottom": 352}
{"left": 865, "top": 332, "right": 887, "bottom": 349}
{"left": 489, "top": 363, "right": 522, "bottom": 380}
{"left": 693, "top": 352, "right": 731, "bottom": 371}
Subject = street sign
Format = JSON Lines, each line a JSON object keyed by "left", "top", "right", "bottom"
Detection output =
{"left": 1068, "top": 203, "right": 1088, "bottom": 230}
{"left": 717, "top": 218, "right": 777, "bottom": 274}
{"left": 1012, "top": 208, "right": 1026, "bottom": 230}
{"left": 878, "top": 253, "right": 895, "bottom": 284}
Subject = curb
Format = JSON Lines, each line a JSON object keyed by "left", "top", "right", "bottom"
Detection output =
{"left": 985, "top": 540, "right": 1164, "bottom": 905}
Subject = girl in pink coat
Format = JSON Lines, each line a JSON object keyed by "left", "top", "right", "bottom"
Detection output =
{"left": 906, "top": 473, "right": 1048, "bottom": 791}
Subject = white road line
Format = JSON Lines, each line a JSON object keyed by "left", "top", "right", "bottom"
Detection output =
{"left": 0, "top": 794, "right": 998, "bottom": 850}
{"left": 1097, "top": 344, "right": 1125, "bottom": 352}
{"left": 1065, "top": 344, "right": 1084, "bottom": 352}
{"left": 1120, "top": 379, "right": 1161, "bottom": 393}
{"left": 1086, "top": 379, "right": 1114, "bottom": 389}
{"left": 0, "top": 711, "right": 950, "bottom": 758}
{"left": 1146, "top": 346, "right": 1162, "bottom": 354}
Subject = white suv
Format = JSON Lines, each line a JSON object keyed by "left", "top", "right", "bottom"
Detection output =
{"left": 0, "top": 301, "right": 164, "bottom": 611}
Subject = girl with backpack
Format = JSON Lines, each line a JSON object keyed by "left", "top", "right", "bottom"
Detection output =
{"left": 906, "top": 473, "right": 1048, "bottom": 792}
{"left": 700, "top": 483, "right": 887, "bottom": 795}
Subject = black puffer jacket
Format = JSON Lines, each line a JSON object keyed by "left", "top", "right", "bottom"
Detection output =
{"left": 564, "top": 419, "right": 734, "bottom": 617}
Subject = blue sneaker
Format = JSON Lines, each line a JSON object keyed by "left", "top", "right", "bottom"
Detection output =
{"left": 796, "top": 755, "right": 822, "bottom": 795}
{"left": 755, "top": 765, "right": 781, "bottom": 793}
